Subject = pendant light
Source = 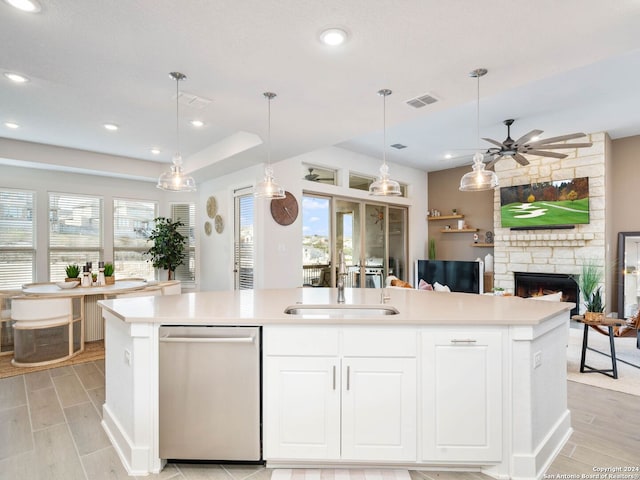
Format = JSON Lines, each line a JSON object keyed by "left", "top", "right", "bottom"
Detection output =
{"left": 254, "top": 92, "right": 285, "bottom": 199}
{"left": 459, "top": 68, "right": 499, "bottom": 192}
{"left": 369, "top": 89, "right": 401, "bottom": 196}
{"left": 157, "top": 72, "right": 197, "bottom": 192}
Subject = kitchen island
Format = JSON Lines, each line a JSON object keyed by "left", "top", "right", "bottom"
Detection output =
{"left": 99, "top": 288, "right": 573, "bottom": 480}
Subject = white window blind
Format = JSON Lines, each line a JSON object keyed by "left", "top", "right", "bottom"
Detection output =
{"left": 49, "top": 192, "right": 103, "bottom": 281}
{"left": 113, "top": 199, "right": 157, "bottom": 281}
{"left": 235, "top": 193, "right": 254, "bottom": 290}
{"left": 0, "top": 189, "right": 35, "bottom": 288}
{"left": 171, "top": 203, "right": 195, "bottom": 285}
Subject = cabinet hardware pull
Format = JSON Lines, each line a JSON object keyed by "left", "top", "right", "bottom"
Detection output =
{"left": 332, "top": 365, "right": 336, "bottom": 390}
{"left": 450, "top": 339, "right": 477, "bottom": 344}
{"left": 346, "top": 366, "right": 350, "bottom": 390}
{"left": 159, "top": 336, "right": 254, "bottom": 344}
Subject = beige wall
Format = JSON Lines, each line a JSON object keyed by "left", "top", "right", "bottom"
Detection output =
{"left": 427, "top": 165, "right": 494, "bottom": 261}
{"left": 610, "top": 135, "right": 640, "bottom": 312}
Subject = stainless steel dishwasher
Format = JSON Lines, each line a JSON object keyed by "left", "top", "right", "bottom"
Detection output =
{"left": 159, "top": 326, "right": 261, "bottom": 461}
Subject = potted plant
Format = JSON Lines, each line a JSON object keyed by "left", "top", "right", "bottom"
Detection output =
{"left": 584, "top": 286, "right": 605, "bottom": 322}
{"left": 104, "top": 262, "right": 115, "bottom": 285}
{"left": 576, "top": 260, "right": 605, "bottom": 322}
{"left": 65, "top": 264, "right": 80, "bottom": 282}
{"left": 145, "top": 217, "right": 186, "bottom": 281}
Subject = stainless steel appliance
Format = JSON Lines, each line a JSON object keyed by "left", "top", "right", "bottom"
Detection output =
{"left": 159, "top": 326, "right": 261, "bottom": 461}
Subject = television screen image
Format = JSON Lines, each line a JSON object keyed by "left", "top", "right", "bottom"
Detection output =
{"left": 499, "top": 177, "right": 590, "bottom": 228}
{"left": 414, "top": 260, "right": 483, "bottom": 294}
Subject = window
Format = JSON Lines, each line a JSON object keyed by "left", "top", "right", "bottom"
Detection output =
{"left": 302, "top": 194, "right": 331, "bottom": 286}
{"left": 49, "top": 192, "right": 103, "bottom": 281}
{"left": 302, "top": 164, "right": 337, "bottom": 185}
{"left": 349, "top": 172, "right": 407, "bottom": 197}
{"left": 0, "top": 189, "right": 35, "bottom": 288}
{"left": 113, "top": 199, "right": 157, "bottom": 281}
{"left": 234, "top": 192, "right": 254, "bottom": 290}
{"left": 171, "top": 203, "right": 195, "bottom": 286}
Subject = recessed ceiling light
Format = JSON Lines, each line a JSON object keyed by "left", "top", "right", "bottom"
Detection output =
{"left": 4, "top": 72, "right": 29, "bottom": 83}
{"left": 5, "top": 122, "right": 20, "bottom": 129}
{"left": 190, "top": 120, "right": 204, "bottom": 127}
{"left": 319, "top": 28, "right": 348, "bottom": 46}
{"left": 444, "top": 153, "right": 453, "bottom": 159}
{"left": 150, "top": 148, "right": 161, "bottom": 155}
{"left": 4, "top": 0, "right": 41, "bottom": 13}
{"left": 103, "top": 123, "right": 119, "bottom": 131}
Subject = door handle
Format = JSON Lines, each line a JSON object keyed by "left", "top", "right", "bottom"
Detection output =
{"left": 346, "top": 365, "right": 350, "bottom": 390}
{"left": 332, "top": 365, "right": 336, "bottom": 390}
{"left": 450, "top": 339, "right": 477, "bottom": 344}
{"left": 159, "top": 336, "right": 254, "bottom": 344}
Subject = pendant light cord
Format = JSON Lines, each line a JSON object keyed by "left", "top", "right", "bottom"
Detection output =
{"left": 175, "top": 75, "right": 180, "bottom": 158}
{"left": 476, "top": 72, "right": 480, "bottom": 151}
{"left": 382, "top": 91, "right": 387, "bottom": 167}
{"left": 267, "top": 94, "right": 271, "bottom": 166}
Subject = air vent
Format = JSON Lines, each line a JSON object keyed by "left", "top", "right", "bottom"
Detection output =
{"left": 391, "top": 143, "right": 407, "bottom": 149}
{"left": 405, "top": 92, "right": 439, "bottom": 109}
{"left": 177, "top": 92, "right": 213, "bottom": 110}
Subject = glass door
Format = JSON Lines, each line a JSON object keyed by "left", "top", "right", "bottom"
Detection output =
{"left": 234, "top": 191, "right": 254, "bottom": 290}
{"left": 335, "top": 199, "right": 360, "bottom": 287}
{"left": 362, "top": 203, "right": 387, "bottom": 288}
{"left": 388, "top": 206, "right": 408, "bottom": 282}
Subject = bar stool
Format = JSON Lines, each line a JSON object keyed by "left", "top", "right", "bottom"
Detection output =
{"left": 572, "top": 315, "right": 625, "bottom": 379}
{"left": 11, "top": 296, "right": 84, "bottom": 367}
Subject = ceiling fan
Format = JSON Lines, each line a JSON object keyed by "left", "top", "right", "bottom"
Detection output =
{"left": 304, "top": 168, "right": 333, "bottom": 182}
{"left": 483, "top": 118, "right": 593, "bottom": 169}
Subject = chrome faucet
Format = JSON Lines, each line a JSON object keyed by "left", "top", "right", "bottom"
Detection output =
{"left": 379, "top": 271, "right": 390, "bottom": 304}
{"left": 337, "top": 250, "right": 347, "bottom": 303}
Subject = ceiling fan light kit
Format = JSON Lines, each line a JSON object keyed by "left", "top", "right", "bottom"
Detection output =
{"left": 157, "top": 72, "right": 197, "bottom": 192}
{"left": 369, "top": 88, "right": 401, "bottom": 196}
{"left": 459, "top": 68, "right": 499, "bottom": 192}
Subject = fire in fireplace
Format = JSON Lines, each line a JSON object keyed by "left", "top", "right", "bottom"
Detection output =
{"left": 514, "top": 272, "right": 579, "bottom": 316}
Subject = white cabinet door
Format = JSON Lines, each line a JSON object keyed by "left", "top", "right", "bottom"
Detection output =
{"left": 342, "top": 357, "right": 417, "bottom": 461}
{"left": 264, "top": 356, "right": 340, "bottom": 460}
{"left": 422, "top": 330, "right": 503, "bottom": 462}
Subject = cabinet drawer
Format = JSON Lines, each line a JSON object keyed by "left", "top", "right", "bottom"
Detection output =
{"left": 264, "top": 326, "right": 339, "bottom": 356}
{"left": 342, "top": 327, "right": 416, "bottom": 357}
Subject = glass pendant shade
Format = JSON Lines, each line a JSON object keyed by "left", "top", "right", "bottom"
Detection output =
{"left": 157, "top": 72, "right": 197, "bottom": 192}
{"left": 369, "top": 163, "right": 402, "bottom": 196}
{"left": 369, "top": 88, "right": 401, "bottom": 196}
{"left": 459, "top": 152, "right": 498, "bottom": 191}
{"left": 459, "top": 68, "right": 497, "bottom": 192}
{"left": 254, "top": 165, "right": 285, "bottom": 199}
{"left": 254, "top": 92, "right": 285, "bottom": 199}
{"left": 157, "top": 154, "right": 197, "bottom": 191}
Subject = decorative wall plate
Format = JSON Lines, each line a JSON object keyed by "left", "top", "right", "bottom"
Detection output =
{"left": 204, "top": 221, "right": 212, "bottom": 236}
{"left": 214, "top": 214, "right": 224, "bottom": 233}
{"left": 206, "top": 196, "right": 217, "bottom": 219}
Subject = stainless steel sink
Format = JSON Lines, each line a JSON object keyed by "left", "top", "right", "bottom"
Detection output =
{"left": 284, "top": 304, "right": 399, "bottom": 316}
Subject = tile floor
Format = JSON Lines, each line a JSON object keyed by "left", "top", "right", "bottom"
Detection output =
{"left": 1, "top": 359, "right": 638, "bottom": 480}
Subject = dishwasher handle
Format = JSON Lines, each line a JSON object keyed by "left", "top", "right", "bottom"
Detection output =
{"left": 159, "top": 336, "right": 255, "bottom": 344}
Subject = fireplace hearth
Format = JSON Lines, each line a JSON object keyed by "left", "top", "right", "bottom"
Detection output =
{"left": 514, "top": 272, "right": 579, "bottom": 316}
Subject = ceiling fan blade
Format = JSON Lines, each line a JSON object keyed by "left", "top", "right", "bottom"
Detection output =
{"left": 512, "top": 153, "right": 530, "bottom": 166}
{"left": 526, "top": 149, "right": 568, "bottom": 159}
{"left": 529, "top": 133, "right": 587, "bottom": 145}
{"left": 525, "top": 142, "right": 593, "bottom": 150}
{"left": 482, "top": 137, "right": 505, "bottom": 148}
{"left": 484, "top": 157, "right": 498, "bottom": 170}
{"left": 513, "top": 129, "right": 543, "bottom": 146}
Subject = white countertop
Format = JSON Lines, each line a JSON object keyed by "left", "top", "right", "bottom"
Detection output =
{"left": 98, "top": 287, "right": 573, "bottom": 326}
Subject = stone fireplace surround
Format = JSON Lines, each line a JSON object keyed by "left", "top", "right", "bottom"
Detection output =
{"left": 492, "top": 132, "right": 606, "bottom": 313}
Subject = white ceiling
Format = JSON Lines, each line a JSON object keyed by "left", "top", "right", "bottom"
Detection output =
{"left": 1, "top": 0, "right": 640, "bottom": 182}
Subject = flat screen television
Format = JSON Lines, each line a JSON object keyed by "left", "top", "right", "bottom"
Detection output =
{"left": 414, "top": 260, "right": 483, "bottom": 294}
{"left": 499, "top": 177, "right": 590, "bottom": 229}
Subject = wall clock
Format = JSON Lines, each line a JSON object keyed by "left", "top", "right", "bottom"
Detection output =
{"left": 214, "top": 214, "right": 224, "bottom": 234}
{"left": 206, "top": 196, "right": 217, "bottom": 219}
{"left": 270, "top": 191, "right": 299, "bottom": 226}
{"left": 204, "top": 221, "right": 212, "bottom": 236}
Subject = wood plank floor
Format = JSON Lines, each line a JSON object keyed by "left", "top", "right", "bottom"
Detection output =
{"left": 0, "top": 362, "right": 638, "bottom": 480}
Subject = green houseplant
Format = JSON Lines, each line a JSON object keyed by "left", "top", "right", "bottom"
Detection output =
{"left": 145, "top": 217, "right": 186, "bottom": 280}
{"left": 104, "top": 262, "right": 115, "bottom": 285}
{"left": 65, "top": 264, "right": 80, "bottom": 282}
{"left": 576, "top": 260, "right": 605, "bottom": 322}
